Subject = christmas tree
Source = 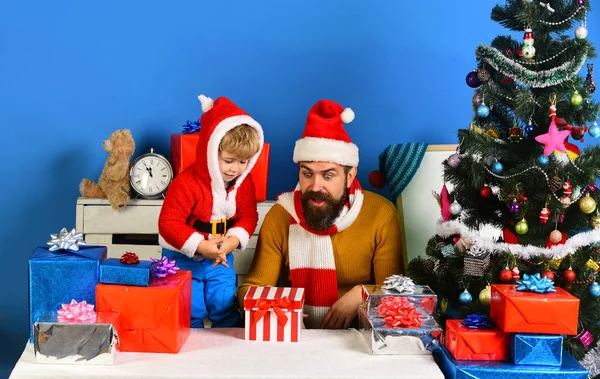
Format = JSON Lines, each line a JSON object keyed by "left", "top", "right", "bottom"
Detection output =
{"left": 407, "top": 0, "right": 600, "bottom": 372}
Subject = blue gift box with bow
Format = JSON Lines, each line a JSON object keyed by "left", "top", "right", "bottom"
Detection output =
{"left": 28, "top": 241, "right": 107, "bottom": 341}
{"left": 99, "top": 258, "right": 157, "bottom": 287}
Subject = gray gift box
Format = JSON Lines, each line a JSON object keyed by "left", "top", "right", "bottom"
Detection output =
{"left": 33, "top": 312, "right": 119, "bottom": 365}
{"left": 361, "top": 284, "right": 438, "bottom": 317}
{"left": 358, "top": 305, "right": 441, "bottom": 355}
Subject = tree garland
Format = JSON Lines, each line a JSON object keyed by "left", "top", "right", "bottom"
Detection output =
{"left": 476, "top": 44, "right": 588, "bottom": 88}
{"left": 436, "top": 219, "right": 600, "bottom": 260}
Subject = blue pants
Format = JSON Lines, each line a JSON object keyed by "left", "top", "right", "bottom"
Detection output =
{"left": 162, "top": 249, "right": 241, "bottom": 328}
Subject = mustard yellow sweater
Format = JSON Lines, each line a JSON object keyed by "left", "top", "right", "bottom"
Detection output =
{"left": 238, "top": 190, "right": 404, "bottom": 308}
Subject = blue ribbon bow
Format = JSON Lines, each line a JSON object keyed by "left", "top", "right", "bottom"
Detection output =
{"left": 461, "top": 314, "right": 495, "bottom": 329}
{"left": 182, "top": 120, "right": 200, "bottom": 134}
{"left": 516, "top": 273, "right": 557, "bottom": 294}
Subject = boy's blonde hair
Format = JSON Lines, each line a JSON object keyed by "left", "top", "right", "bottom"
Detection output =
{"left": 219, "top": 124, "right": 260, "bottom": 160}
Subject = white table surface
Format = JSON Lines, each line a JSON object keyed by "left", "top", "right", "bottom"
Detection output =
{"left": 10, "top": 328, "right": 444, "bottom": 379}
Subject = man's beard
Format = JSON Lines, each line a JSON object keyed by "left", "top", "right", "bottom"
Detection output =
{"left": 301, "top": 187, "right": 348, "bottom": 231}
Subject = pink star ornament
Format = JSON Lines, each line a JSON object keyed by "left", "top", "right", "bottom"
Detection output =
{"left": 535, "top": 118, "right": 571, "bottom": 156}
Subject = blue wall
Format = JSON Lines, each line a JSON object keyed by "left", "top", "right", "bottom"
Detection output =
{"left": 1, "top": 0, "right": 598, "bottom": 375}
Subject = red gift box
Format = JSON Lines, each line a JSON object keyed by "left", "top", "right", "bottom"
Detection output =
{"left": 96, "top": 270, "right": 192, "bottom": 353}
{"left": 171, "top": 134, "right": 270, "bottom": 201}
{"left": 490, "top": 284, "right": 579, "bottom": 335}
{"left": 445, "top": 319, "right": 509, "bottom": 361}
{"left": 244, "top": 286, "right": 304, "bottom": 342}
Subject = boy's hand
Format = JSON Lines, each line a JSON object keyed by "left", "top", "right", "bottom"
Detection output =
{"left": 211, "top": 236, "right": 239, "bottom": 267}
{"left": 217, "top": 236, "right": 240, "bottom": 255}
{"left": 196, "top": 238, "right": 229, "bottom": 267}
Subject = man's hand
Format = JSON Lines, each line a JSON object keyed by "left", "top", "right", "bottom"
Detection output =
{"left": 196, "top": 238, "right": 229, "bottom": 268}
{"left": 320, "top": 285, "right": 362, "bottom": 329}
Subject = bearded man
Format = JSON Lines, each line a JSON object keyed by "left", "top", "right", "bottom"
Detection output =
{"left": 237, "top": 100, "right": 404, "bottom": 329}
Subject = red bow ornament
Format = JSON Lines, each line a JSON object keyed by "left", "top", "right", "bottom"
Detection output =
{"left": 120, "top": 252, "right": 140, "bottom": 264}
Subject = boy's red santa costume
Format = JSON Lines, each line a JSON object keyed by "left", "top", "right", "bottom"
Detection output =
{"left": 159, "top": 95, "right": 264, "bottom": 257}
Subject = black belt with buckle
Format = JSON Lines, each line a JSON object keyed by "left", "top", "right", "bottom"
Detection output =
{"left": 193, "top": 219, "right": 233, "bottom": 236}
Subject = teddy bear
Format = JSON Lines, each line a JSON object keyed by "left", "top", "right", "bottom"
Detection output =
{"left": 80, "top": 129, "right": 136, "bottom": 210}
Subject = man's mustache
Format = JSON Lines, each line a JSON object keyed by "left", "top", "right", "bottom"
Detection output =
{"left": 302, "top": 190, "right": 331, "bottom": 203}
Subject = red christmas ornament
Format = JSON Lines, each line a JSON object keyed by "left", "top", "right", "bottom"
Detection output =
{"left": 500, "top": 268, "right": 514, "bottom": 282}
{"left": 557, "top": 118, "right": 590, "bottom": 143}
{"left": 511, "top": 265, "right": 520, "bottom": 281}
{"left": 480, "top": 186, "right": 492, "bottom": 199}
{"left": 563, "top": 268, "right": 576, "bottom": 283}
{"left": 539, "top": 207, "right": 550, "bottom": 224}
{"left": 368, "top": 170, "right": 386, "bottom": 189}
{"left": 542, "top": 270, "right": 555, "bottom": 281}
{"left": 120, "top": 252, "right": 140, "bottom": 265}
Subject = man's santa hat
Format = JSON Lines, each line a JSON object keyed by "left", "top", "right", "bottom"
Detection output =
{"left": 293, "top": 100, "right": 358, "bottom": 167}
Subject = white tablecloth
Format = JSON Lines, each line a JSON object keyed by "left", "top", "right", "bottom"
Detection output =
{"left": 10, "top": 328, "right": 444, "bottom": 379}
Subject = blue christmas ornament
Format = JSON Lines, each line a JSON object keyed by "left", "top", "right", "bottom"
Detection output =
{"left": 589, "top": 123, "right": 600, "bottom": 138}
{"left": 516, "top": 273, "right": 557, "bottom": 294}
{"left": 490, "top": 161, "right": 503, "bottom": 174}
{"left": 537, "top": 155, "right": 549, "bottom": 166}
{"left": 476, "top": 104, "right": 490, "bottom": 118}
{"left": 590, "top": 283, "right": 600, "bottom": 297}
{"left": 459, "top": 289, "right": 473, "bottom": 304}
{"left": 524, "top": 124, "right": 535, "bottom": 136}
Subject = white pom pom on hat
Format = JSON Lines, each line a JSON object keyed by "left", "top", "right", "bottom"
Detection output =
{"left": 341, "top": 108, "right": 355, "bottom": 123}
{"left": 198, "top": 95, "right": 214, "bottom": 113}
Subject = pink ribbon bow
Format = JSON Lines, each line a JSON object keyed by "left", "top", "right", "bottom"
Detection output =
{"left": 57, "top": 299, "right": 97, "bottom": 323}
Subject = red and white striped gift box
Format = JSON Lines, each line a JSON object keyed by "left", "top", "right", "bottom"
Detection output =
{"left": 244, "top": 286, "right": 305, "bottom": 342}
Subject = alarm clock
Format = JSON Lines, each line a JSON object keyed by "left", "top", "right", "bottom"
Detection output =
{"left": 129, "top": 148, "right": 173, "bottom": 199}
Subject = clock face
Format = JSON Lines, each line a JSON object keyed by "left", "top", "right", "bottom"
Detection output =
{"left": 130, "top": 154, "right": 173, "bottom": 198}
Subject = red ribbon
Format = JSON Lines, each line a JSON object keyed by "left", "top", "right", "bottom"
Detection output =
{"left": 120, "top": 252, "right": 140, "bottom": 264}
{"left": 253, "top": 297, "right": 291, "bottom": 326}
{"left": 375, "top": 296, "right": 422, "bottom": 328}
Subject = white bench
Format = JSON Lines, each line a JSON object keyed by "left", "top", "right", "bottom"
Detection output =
{"left": 75, "top": 197, "right": 274, "bottom": 284}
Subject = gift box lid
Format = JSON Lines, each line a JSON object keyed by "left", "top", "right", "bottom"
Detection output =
{"left": 362, "top": 284, "right": 436, "bottom": 297}
{"left": 36, "top": 311, "right": 120, "bottom": 326}
{"left": 29, "top": 245, "right": 107, "bottom": 263}
{"left": 362, "top": 284, "right": 438, "bottom": 316}
{"left": 244, "top": 286, "right": 304, "bottom": 310}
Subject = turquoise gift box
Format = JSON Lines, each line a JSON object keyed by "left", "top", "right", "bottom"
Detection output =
{"left": 28, "top": 246, "right": 107, "bottom": 341}
{"left": 511, "top": 333, "right": 563, "bottom": 366}
{"left": 99, "top": 258, "right": 157, "bottom": 286}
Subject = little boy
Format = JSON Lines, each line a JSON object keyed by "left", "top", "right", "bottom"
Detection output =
{"left": 159, "top": 94, "right": 264, "bottom": 328}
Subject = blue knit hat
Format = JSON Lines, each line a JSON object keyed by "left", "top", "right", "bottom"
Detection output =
{"left": 369, "top": 143, "right": 428, "bottom": 200}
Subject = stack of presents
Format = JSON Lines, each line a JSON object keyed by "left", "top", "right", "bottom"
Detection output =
{"left": 437, "top": 273, "right": 589, "bottom": 378}
{"left": 358, "top": 273, "right": 589, "bottom": 378}
{"left": 28, "top": 229, "right": 306, "bottom": 364}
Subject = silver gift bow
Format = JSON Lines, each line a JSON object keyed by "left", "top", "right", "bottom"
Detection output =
{"left": 381, "top": 275, "right": 416, "bottom": 294}
{"left": 47, "top": 228, "right": 87, "bottom": 252}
